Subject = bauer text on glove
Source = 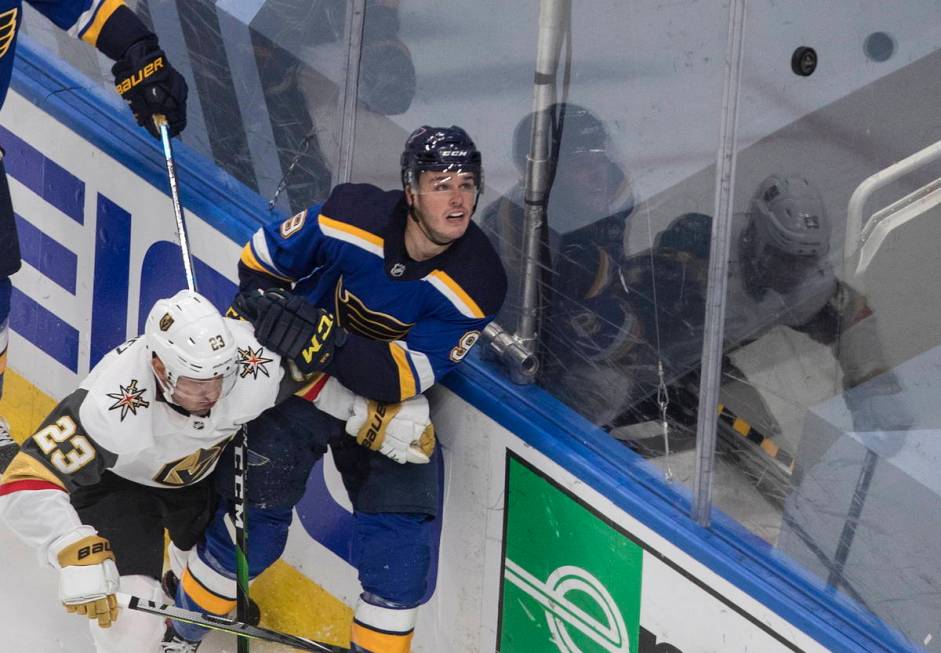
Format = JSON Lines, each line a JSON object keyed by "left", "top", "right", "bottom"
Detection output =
{"left": 112, "top": 35, "right": 188, "bottom": 138}
{"left": 54, "top": 531, "right": 121, "bottom": 628}
{"left": 347, "top": 395, "right": 435, "bottom": 464}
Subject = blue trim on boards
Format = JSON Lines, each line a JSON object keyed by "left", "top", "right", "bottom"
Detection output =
{"left": 445, "top": 352, "right": 918, "bottom": 653}
{"left": 11, "top": 35, "right": 919, "bottom": 653}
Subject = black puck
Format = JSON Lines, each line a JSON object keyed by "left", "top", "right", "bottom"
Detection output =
{"left": 791, "top": 46, "right": 817, "bottom": 76}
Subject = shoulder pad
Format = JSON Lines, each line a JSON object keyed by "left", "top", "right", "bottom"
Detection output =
{"left": 78, "top": 339, "right": 156, "bottom": 454}
{"left": 435, "top": 221, "right": 508, "bottom": 317}
{"left": 320, "top": 183, "right": 406, "bottom": 236}
{"left": 226, "top": 320, "right": 284, "bottom": 420}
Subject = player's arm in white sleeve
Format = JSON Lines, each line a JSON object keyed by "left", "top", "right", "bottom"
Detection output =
{"left": 236, "top": 316, "right": 435, "bottom": 466}
{"left": 288, "top": 371, "right": 435, "bottom": 465}
{"left": 0, "top": 388, "right": 122, "bottom": 627}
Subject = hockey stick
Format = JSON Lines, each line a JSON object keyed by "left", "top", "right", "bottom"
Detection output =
{"left": 115, "top": 592, "right": 350, "bottom": 652}
{"left": 153, "top": 114, "right": 251, "bottom": 649}
{"left": 153, "top": 115, "right": 197, "bottom": 292}
{"left": 233, "top": 424, "right": 251, "bottom": 653}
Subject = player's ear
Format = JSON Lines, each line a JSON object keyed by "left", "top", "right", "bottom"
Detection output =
{"left": 404, "top": 185, "right": 415, "bottom": 206}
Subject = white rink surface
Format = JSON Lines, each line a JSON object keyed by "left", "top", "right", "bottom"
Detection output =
{"left": 0, "top": 526, "right": 295, "bottom": 653}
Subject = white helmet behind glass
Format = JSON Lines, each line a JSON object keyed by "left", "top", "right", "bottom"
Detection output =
{"left": 145, "top": 290, "right": 238, "bottom": 404}
{"left": 750, "top": 174, "right": 830, "bottom": 257}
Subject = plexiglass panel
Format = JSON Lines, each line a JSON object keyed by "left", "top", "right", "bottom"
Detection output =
{"left": 714, "top": 3, "right": 941, "bottom": 648}
{"left": 353, "top": 2, "right": 727, "bottom": 496}
{"left": 22, "top": 0, "right": 353, "bottom": 214}
{"left": 17, "top": 0, "right": 941, "bottom": 649}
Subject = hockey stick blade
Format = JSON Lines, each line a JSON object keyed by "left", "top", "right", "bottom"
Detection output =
{"left": 115, "top": 592, "right": 349, "bottom": 652}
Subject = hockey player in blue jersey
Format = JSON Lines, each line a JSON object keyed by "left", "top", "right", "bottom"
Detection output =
{"left": 163, "top": 126, "right": 507, "bottom": 652}
{"left": 0, "top": 0, "right": 188, "bottom": 464}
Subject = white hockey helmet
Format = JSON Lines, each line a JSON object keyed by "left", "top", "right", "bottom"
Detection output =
{"left": 750, "top": 174, "right": 831, "bottom": 257}
{"left": 145, "top": 290, "right": 238, "bottom": 404}
{"left": 744, "top": 175, "right": 831, "bottom": 295}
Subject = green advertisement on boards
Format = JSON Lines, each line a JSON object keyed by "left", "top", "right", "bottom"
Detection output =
{"left": 498, "top": 454, "right": 643, "bottom": 653}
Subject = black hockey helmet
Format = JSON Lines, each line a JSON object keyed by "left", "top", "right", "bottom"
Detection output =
{"left": 400, "top": 125, "right": 483, "bottom": 191}
{"left": 512, "top": 103, "right": 608, "bottom": 172}
{"left": 654, "top": 212, "right": 713, "bottom": 260}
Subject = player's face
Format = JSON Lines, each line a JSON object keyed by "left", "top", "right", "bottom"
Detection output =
{"left": 171, "top": 376, "right": 224, "bottom": 416}
{"left": 152, "top": 355, "right": 224, "bottom": 416}
{"left": 409, "top": 170, "right": 477, "bottom": 245}
{"left": 557, "top": 149, "right": 612, "bottom": 214}
{"left": 761, "top": 246, "right": 818, "bottom": 295}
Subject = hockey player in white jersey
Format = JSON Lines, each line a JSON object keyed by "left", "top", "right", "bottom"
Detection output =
{"left": 0, "top": 289, "right": 433, "bottom": 652}
{"left": 552, "top": 175, "right": 907, "bottom": 460}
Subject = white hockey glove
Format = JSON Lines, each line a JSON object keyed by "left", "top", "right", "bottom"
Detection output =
{"left": 347, "top": 395, "right": 436, "bottom": 464}
{"left": 51, "top": 528, "right": 120, "bottom": 628}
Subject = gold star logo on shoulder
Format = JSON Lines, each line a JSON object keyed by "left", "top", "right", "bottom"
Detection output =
{"left": 238, "top": 346, "right": 273, "bottom": 379}
{"left": 106, "top": 379, "right": 150, "bottom": 421}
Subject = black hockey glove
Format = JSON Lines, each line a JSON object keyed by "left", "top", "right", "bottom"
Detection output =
{"left": 234, "top": 289, "right": 347, "bottom": 376}
{"left": 112, "top": 36, "right": 188, "bottom": 138}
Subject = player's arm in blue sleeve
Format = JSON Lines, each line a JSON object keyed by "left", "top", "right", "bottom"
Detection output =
{"left": 328, "top": 228, "right": 508, "bottom": 402}
{"left": 237, "top": 205, "right": 327, "bottom": 294}
{"left": 26, "top": 0, "right": 148, "bottom": 58}
{"left": 27, "top": 0, "right": 189, "bottom": 137}
{"left": 327, "top": 311, "right": 494, "bottom": 403}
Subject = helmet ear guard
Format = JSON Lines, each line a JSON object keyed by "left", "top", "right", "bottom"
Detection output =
{"left": 145, "top": 290, "right": 238, "bottom": 405}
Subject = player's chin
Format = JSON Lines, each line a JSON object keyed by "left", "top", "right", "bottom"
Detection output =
{"left": 440, "top": 215, "right": 470, "bottom": 238}
{"left": 184, "top": 401, "right": 216, "bottom": 415}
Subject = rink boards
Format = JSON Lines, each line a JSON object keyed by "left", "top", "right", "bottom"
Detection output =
{"left": 0, "top": 39, "right": 911, "bottom": 653}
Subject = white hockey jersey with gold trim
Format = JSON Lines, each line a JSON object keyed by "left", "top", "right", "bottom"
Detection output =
{"left": 0, "top": 318, "right": 290, "bottom": 563}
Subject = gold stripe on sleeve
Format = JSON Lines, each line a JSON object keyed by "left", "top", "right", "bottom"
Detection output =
{"left": 239, "top": 243, "right": 294, "bottom": 282}
{"left": 388, "top": 342, "right": 417, "bottom": 401}
{"left": 0, "top": 452, "right": 67, "bottom": 489}
{"left": 80, "top": 0, "right": 126, "bottom": 47}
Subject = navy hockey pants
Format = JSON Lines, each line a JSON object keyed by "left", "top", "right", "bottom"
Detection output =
{"left": 213, "top": 395, "right": 440, "bottom": 605}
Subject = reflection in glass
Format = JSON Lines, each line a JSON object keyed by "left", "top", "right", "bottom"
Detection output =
{"left": 17, "top": 0, "right": 941, "bottom": 648}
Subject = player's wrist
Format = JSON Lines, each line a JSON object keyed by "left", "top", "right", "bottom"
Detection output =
{"left": 47, "top": 525, "right": 99, "bottom": 569}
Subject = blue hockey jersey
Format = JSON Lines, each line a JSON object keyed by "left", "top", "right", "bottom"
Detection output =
{"left": 0, "top": 0, "right": 125, "bottom": 108}
{"left": 240, "top": 183, "right": 507, "bottom": 403}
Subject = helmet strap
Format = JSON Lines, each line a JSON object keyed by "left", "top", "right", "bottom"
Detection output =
{"left": 407, "top": 204, "right": 457, "bottom": 249}
{"left": 151, "top": 354, "right": 183, "bottom": 407}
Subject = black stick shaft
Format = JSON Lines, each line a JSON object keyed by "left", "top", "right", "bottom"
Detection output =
{"left": 116, "top": 593, "right": 348, "bottom": 652}
{"left": 234, "top": 426, "right": 250, "bottom": 653}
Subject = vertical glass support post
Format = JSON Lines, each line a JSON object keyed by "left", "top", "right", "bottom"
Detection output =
{"left": 516, "top": 0, "right": 570, "bottom": 353}
{"left": 692, "top": 0, "right": 748, "bottom": 526}
{"left": 336, "top": 0, "right": 366, "bottom": 184}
